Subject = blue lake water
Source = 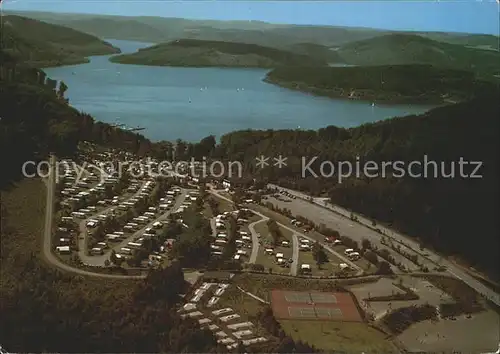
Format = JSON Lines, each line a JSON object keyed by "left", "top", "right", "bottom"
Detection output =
{"left": 44, "top": 39, "right": 434, "bottom": 142}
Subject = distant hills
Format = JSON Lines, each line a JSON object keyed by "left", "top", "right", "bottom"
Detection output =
{"left": 8, "top": 11, "right": 497, "bottom": 77}
{"left": 0, "top": 15, "right": 120, "bottom": 67}
{"left": 331, "top": 34, "right": 500, "bottom": 79}
{"left": 7, "top": 10, "right": 500, "bottom": 50}
{"left": 265, "top": 65, "right": 497, "bottom": 104}
{"left": 109, "top": 39, "right": 327, "bottom": 68}
{"left": 3, "top": 11, "right": 387, "bottom": 47}
{"left": 110, "top": 32, "right": 500, "bottom": 81}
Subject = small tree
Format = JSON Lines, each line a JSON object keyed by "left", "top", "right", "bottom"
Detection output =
{"left": 312, "top": 242, "right": 328, "bottom": 269}
{"left": 364, "top": 250, "right": 379, "bottom": 265}
{"left": 110, "top": 249, "right": 118, "bottom": 264}
{"left": 376, "top": 260, "right": 393, "bottom": 275}
{"left": 361, "top": 238, "right": 372, "bottom": 250}
{"left": 58, "top": 80, "right": 68, "bottom": 99}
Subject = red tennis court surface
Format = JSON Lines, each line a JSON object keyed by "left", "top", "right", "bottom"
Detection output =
{"left": 271, "top": 290, "right": 362, "bottom": 322}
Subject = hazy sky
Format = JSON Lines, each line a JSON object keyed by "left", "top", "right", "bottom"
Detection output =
{"left": 2, "top": 0, "right": 500, "bottom": 35}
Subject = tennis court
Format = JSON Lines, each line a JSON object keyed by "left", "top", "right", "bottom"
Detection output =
{"left": 284, "top": 291, "right": 338, "bottom": 304}
{"left": 288, "top": 306, "right": 344, "bottom": 319}
{"left": 310, "top": 293, "right": 338, "bottom": 304}
{"left": 271, "top": 290, "right": 362, "bottom": 322}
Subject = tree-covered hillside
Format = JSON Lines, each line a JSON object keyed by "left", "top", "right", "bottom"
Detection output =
{"left": 110, "top": 39, "right": 327, "bottom": 67}
{"left": 265, "top": 64, "right": 496, "bottom": 103}
{"left": 0, "top": 15, "right": 120, "bottom": 67}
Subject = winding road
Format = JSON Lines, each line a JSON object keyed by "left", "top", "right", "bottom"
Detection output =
{"left": 248, "top": 218, "right": 267, "bottom": 264}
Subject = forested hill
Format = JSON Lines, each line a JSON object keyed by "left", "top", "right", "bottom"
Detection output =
{"left": 0, "top": 51, "right": 155, "bottom": 188}
{"left": 0, "top": 15, "right": 120, "bottom": 67}
{"left": 213, "top": 94, "right": 500, "bottom": 279}
{"left": 332, "top": 33, "right": 500, "bottom": 79}
{"left": 265, "top": 65, "right": 497, "bottom": 104}
{"left": 110, "top": 39, "right": 327, "bottom": 67}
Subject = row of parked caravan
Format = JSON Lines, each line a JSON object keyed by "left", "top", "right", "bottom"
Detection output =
{"left": 175, "top": 190, "right": 199, "bottom": 213}
{"left": 111, "top": 188, "right": 185, "bottom": 263}
{"left": 55, "top": 216, "right": 79, "bottom": 255}
{"left": 116, "top": 179, "right": 156, "bottom": 212}
{"left": 95, "top": 186, "right": 182, "bottom": 261}
{"left": 56, "top": 159, "right": 112, "bottom": 255}
{"left": 86, "top": 180, "right": 155, "bottom": 255}
{"left": 59, "top": 159, "right": 122, "bottom": 211}
{"left": 211, "top": 209, "right": 252, "bottom": 261}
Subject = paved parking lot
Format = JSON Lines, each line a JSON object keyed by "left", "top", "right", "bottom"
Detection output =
{"left": 265, "top": 195, "right": 422, "bottom": 271}
{"left": 349, "top": 276, "right": 454, "bottom": 320}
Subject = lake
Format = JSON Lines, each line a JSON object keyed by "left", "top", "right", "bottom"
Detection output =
{"left": 44, "top": 39, "right": 434, "bottom": 142}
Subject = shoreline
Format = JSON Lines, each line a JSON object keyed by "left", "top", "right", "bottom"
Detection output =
{"left": 263, "top": 77, "right": 452, "bottom": 105}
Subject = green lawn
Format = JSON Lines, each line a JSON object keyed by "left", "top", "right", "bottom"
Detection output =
{"left": 334, "top": 244, "right": 378, "bottom": 274}
{"left": 212, "top": 285, "right": 265, "bottom": 318}
{"left": 1, "top": 179, "right": 46, "bottom": 281}
{"left": 255, "top": 247, "right": 291, "bottom": 274}
{"left": 280, "top": 320, "right": 398, "bottom": 353}
{"left": 298, "top": 250, "right": 337, "bottom": 277}
{"left": 253, "top": 222, "right": 293, "bottom": 274}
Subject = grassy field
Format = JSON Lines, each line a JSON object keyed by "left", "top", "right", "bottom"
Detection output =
{"left": 254, "top": 221, "right": 293, "bottom": 273}
{"left": 1, "top": 179, "right": 47, "bottom": 278}
{"left": 298, "top": 250, "right": 337, "bottom": 277}
{"left": 332, "top": 242, "right": 378, "bottom": 274}
{"left": 211, "top": 285, "right": 266, "bottom": 321}
{"left": 255, "top": 248, "right": 292, "bottom": 274}
{"left": 203, "top": 194, "right": 233, "bottom": 218}
{"left": 280, "top": 320, "right": 397, "bottom": 353}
